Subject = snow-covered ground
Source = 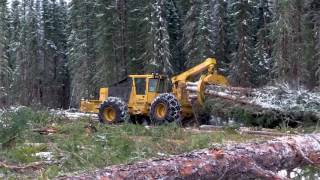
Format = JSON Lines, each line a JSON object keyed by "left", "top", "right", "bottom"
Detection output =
{"left": 50, "top": 109, "right": 98, "bottom": 120}
{"left": 0, "top": 107, "right": 98, "bottom": 123}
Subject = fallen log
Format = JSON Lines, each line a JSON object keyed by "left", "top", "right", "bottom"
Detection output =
{"left": 32, "top": 127, "right": 58, "bottom": 135}
{"left": 58, "top": 133, "right": 320, "bottom": 180}
{"left": 199, "top": 125, "right": 225, "bottom": 131}
{"left": 0, "top": 161, "right": 47, "bottom": 173}
{"left": 205, "top": 89, "right": 253, "bottom": 105}
{"left": 238, "top": 129, "right": 289, "bottom": 137}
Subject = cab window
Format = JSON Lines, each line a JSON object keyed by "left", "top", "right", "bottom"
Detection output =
{"left": 135, "top": 78, "right": 146, "bottom": 95}
{"left": 158, "top": 79, "right": 165, "bottom": 93}
{"left": 149, "top": 79, "right": 158, "bottom": 92}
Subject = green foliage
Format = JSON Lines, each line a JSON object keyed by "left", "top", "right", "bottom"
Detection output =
{"left": 204, "top": 98, "right": 281, "bottom": 128}
{"left": 0, "top": 107, "right": 53, "bottom": 147}
{"left": 6, "top": 145, "right": 47, "bottom": 163}
{"left": 0, "top": 108, "right": 29, "bottom": 146}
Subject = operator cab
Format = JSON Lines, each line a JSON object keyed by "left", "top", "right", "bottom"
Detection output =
{"left": 128, "top": 74, "right": 168, "bottom": 115}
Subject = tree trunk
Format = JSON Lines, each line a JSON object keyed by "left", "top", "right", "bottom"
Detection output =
{"left": 59, "top": 133, "right": 320, "bottom": 180}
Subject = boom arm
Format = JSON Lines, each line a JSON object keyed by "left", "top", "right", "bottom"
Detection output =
{"left": 170, "top": 58, "right": 228, "bottom": 114}
{"left": 171, "top": 58, "right": 217, "bottom": 84}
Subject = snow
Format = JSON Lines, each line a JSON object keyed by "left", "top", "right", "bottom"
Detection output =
{"left": 278, "top": 168, "right": 319, "bottom": 179}
{"left": 205, "top": 83, "right": 320, "bottom": 116}
{"left": 250, "top": 85, "right": 320, "bottom": 113}
{"left": 50, "top": 109, "right": 98, "bottom": 120}
{"left": 34, "top": 152, "right": 54, "bottom": 161}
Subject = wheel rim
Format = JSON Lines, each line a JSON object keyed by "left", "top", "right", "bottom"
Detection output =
{"left": 155, "top": 103, "right": 167, "bottom": 119}
{"left": 103, "top": 107, "right": 116, "bottom": 122}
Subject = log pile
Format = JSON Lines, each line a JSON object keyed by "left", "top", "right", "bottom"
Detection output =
{"left": 59, "top": 133, "right": 320, "bottom": 180}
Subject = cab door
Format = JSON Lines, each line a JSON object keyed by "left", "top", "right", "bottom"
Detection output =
{"left": 131, "top": 78, "right": 148, "bottom": 114}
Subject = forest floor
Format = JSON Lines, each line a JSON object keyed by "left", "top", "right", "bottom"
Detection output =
{"left": 0, "top": 107, "right": 319, "bottom": 179}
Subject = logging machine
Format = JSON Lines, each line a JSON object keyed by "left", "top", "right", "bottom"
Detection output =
{"left": 80, "top": 58, "right": 228, "bottom": 124}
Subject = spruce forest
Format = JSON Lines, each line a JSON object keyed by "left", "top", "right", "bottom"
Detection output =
{"left": 2, "top": 0, "right": 320, "bottom": 179}
{"left": 0, "top": 0, "right": 319, "bottom": 108}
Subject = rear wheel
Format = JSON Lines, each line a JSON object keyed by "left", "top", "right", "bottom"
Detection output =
{"left": 149, "top": 93, "right": 181, "bottom": 125}
{"left": 99, "top": 97, "right": 129, "bottom": 124}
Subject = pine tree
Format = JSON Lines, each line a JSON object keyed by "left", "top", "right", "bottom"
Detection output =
{"left": 308, "top": 1, "right": 320, "bottom": 87}
{"left": 165, "top": 0, "right": 185, "bottom": 72}
{"left": 0, "top": 0, "right": 10, "bottom": 106}
{"left": 41, "top": 0, "right": 69, "bottom": 107}
{"left": 148, "top": 0, "right": 172, "bottom": 75}
{"left": 11, "top": 0, "right": 42, "bottom": 105}
{"left": 7, "top": 0, "right": 21, "bottom": 105}
{"left": 8, "top": 0, "right": 21, "bottom": 70}
{"left": 211, "top": 0, "right": 229, "bottom": 73}
{"left": 126, "top": 0, "right": 151, "bottom": 75}
{"left": 115, "top": 0, "right": 129, "bottom": 79}
{"left": 183, "top": 0, "right": 214, "bottom": 68}
{"left": 175, "top": 0, "right": 191, "bottom": 19}
{"left": 94, "top": 0, "right": 117, "bottom": 87}
{"left": 196, "top": 0, "right": 215, "bottom": 64}
{"left": 271, "top": 0, "right": 308, "bottom": 88}
{"left": 252, "top": 0, "right": 273, "bottom": 86}
{"left": 228, "top": 0, "right": 255, "bottom": 87}
{"left": 68, "top": 0, "right": 98, "bottom": 106}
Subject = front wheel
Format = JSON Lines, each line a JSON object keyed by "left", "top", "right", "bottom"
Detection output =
{"left": 149, "top": 93, "right": 181, "bottom": 125}
{"left": 98, "top": 97, "right": 129, "bottom": 124}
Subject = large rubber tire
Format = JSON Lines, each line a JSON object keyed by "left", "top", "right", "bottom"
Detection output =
{"left": 98, "top": 97, "right": 129, "bottom": 124}
{"left": 149, "top": 93, "right": 181, "bottom": 125}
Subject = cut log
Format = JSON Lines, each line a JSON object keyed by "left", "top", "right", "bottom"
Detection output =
{"left": 205, "top": 89, "right": 254, "bottom": 105}
{"left": 0, "top": 161, "right": 47, "bottom": 173}
{"left": 238, "top": 128, "right": 289, "bottom": 137}
{"left": 32, "top": 127, "right": 58, "bottom": 135}
{"left": 58, "top": 133, "right": 320, "bottom": 180}
{"left": 199, "top": 125, "right": 224, "bottom": 131}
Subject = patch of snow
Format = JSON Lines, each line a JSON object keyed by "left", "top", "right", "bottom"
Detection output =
{"left": 277, "top": 168, "right": 317, "bottom": 179}
{"left": 50, "top": 109, "right": 98, "bottom": 120}
{"left": 157, "top": 152, "right": 167, "bottom": 157}
{"left": 34, "top": 152, "right": 53, "bottom": 161}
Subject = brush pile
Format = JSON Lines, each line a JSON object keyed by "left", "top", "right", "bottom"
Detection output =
{"left": 187, "top": 82, "right": 320, "bottom": 127}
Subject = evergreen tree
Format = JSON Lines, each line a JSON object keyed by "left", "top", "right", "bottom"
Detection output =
{"left": 165, "top": 0, "right": 185, "bottom": 72}
{"left": 148, "top": 0, "right": 172, "bottom": 75}
{"left": 94, "top": 0, "right": 118, "bottom": 86}
{"left": 8, "top": 0, "right": 21, "bottom": 70}
{"left": 11, "top": 0, "right": 42, "bottom": 105}
{"left": 196, "top": 0, "right": 215, "bottom": 64}
{"left": 126, "top": 0, "right": 151, "bottom": 75}
{"left": 68, "top": 0, "right": 98, "bottom": 106}
{"left": 308, "top": 1, "right": 320, "bottom": 87}
{"left": 115, "top": 0, "right": 129, "bottom": 79}
{"left": 0, "top": 0, "right": 10, "bottom": 106}
{"left": 252, "top": 0, "right": 273, "bottom": 86}
{"left": 7, "top": 0, "right": 21, "bottom": 105}
{"left": 211, "top": 0, "right": 229, "bottom": 73}
{"left": 175, "top": 0, "right": 191, "bottom": 19}
{"left": 228, "top": 0, "right": 255, "bottom": 87}
{"left": 271, "top": 0, "right": 308, "bottom": 88}
{"left": 182, "top": 0, "right": 198, "bottom": 68}
{"left": 41, "top": 0, "right": 69, "bottom": 107}
{"left": 1, "top": 0, "right": 319, "bottom": 109}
